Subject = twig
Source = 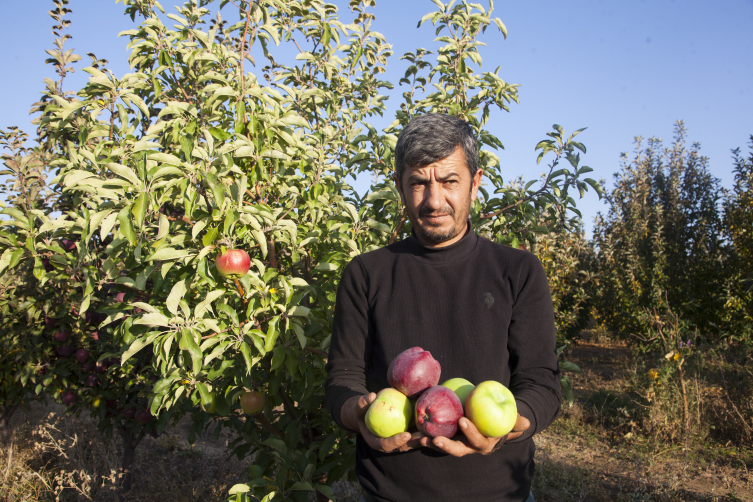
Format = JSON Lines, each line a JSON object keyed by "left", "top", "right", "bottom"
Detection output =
{"left": 304, "top": 347, "right": 327, "bottom": 358}
{"left": 233, "top": 278, "right": 248, "bottom": 304}
{"left": 255, "top": 415, "right": 284, "bottom": 438}
{"left": 389, "top": 209, "right": 407, "bottom": 244}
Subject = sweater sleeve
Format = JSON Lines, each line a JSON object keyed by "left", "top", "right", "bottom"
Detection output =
{"left": 506, "top": 253, "right": 562, "bottom": 442}
{"left": 324, "top": 257, "right": 372, "bottom": 430}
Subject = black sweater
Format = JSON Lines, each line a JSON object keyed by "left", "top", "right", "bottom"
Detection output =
{"left": 324, "top": 227, "right": 561, "bottom": 502}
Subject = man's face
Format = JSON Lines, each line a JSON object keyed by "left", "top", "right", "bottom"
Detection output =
{"left": 394, "top": 146, "right": 483, "bottom": 248}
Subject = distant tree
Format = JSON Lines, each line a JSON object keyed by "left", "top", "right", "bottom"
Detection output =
{"left": 722, "top": 137, "right": 753, "bottom": 339}
{"left": 593, "top": 122, "right": 726, "bottom": 339}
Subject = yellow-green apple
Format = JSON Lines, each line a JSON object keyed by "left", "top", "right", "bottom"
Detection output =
{"left": 240, "top": 391, "right": 265, "bottom": 415}
{"left": 216, "top": 249, "right": 251, "bottom": 279}
{"left": 441, "top": 377, "right": 475, "bottom": 405}
{"left": 387, "top": 347, "right": 441, "bottom": 399}
{"left": 464, "top": 380, "right": 518, "bottom": 438}
{"left": 415, "top": 385, "right": 464, "bottom": 438}
{"left": 364, "top": 388, "right": 413, "bottom": 438}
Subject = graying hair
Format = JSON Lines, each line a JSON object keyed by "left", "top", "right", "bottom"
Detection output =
{"left": 394, "top": 114, "right": 478, "bottom": 181}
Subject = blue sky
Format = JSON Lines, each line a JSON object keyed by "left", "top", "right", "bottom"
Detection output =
{"left": 1, "top": 0, "right": 751, "bottom": 236}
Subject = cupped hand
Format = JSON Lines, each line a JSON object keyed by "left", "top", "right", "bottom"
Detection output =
{"left": 340, "top": 392, "right": 423, "bottom": 453}
{"left": 419, "top": 413, "right": 530, "bottom": 457}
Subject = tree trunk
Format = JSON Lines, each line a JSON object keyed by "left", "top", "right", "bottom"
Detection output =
{"left": 118, "top": 426, "right": 144, "bottom": 497}
{"left": 0, "top": 403, "right": 19, "bottom": 447}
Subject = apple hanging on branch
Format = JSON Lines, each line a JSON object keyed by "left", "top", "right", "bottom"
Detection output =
{"left": 215, "top": 249, "right": 250, "bottom": 279}
{"left": 240, "top": 391, "right": 266, "bottom": 415}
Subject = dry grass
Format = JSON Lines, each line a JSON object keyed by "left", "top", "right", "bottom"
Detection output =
{"left": 2, "top": 338, "right": 752, "bottom": 502}
{"left": 1, "top": 404, "right": 250, "bottom": 502}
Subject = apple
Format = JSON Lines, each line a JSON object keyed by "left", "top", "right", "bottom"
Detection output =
{"left": 387, "top": 347, "right": 441, "bottom": 399}
{"left": 90, "top": 331, "right": 99, "bottom": 341}
{"left": 441, "top": 377, "right": 475, "bottom": 405}
{"left": 414, "top": 385, "right": 464, "bottom": 438}
{"left": 135, "top": 409, "right": 152, "bottom": 423}
{"left": 85, "top": 374, "right": 99, "bottom": 387}
{"left": 122, "top": 408, "right": 137, "bottom": 419}
{"left": 55, "top": 345, "right": 76, "bottom": 358}
{"left": 95, "top": 360, "right": 108, "bottom": 373}
{"left": 81, "top": 361, "right": 96, "bottom": 373}
{"left": 216, "top": 249, "right": 251, "bottom": 279}
{"left": 240, "top": 391, "right": 265, "bottom": 415}
{"left": 42, "top": 258, "right": 54, "bottom": 272}
{"left": 75, "top": 349, "right": 89, "bottom": 364}
{"left": 115, "top": 292, "right": 126, "bottom": 303}
{"left": 365, "top": 388, "right": 413, "bottom": 438}
{"left": 61, "top": 390, "right": 77, "bottom": 406}
{"left": 54, "top": 331, "right": 70, "bottom": 343}
{"left": 60, "top": 238, "right": 77, "bottom": 251}
{"left": 202, "top": 393, "right": 217, "bottom": 414}
{"left": 465, "top": 380, "right": 518, "bottom": 438}
{"left": 45, "top": 316, "right": 57, "bottom": 329}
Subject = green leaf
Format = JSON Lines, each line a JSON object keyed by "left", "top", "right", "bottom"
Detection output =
{"left": 228, "top": 484, "right": 250, "bottom": 495}
{"left": 209, "top": 127, "right": 232, "bottom": 141}
{"left": 559, "top": 361, "right": 582, "bottom": 373}
{"left": 194, "top": 289, "right": 225, "bottom": 318}
{"left": 166, "top": 279, "right": 187, "bottom": 315}
{"left": 118, "top": 206, "right": 137, "bottom": 246}
{"left": 131, "top": 192, "right": 148, "bottom": 228}
{"left": 196, "top": 381, "right": 212, "bottom": 408}
{"left": 179, "top": 329, "right": 203, "bottom": 376}
{"left": 134, "top": 312, "right": 170, "bottom": 327}
{"left": 147, "top": 247, "right": 194, "bottom": 261}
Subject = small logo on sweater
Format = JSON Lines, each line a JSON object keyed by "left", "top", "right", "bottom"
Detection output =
{"left": 482, "top": 292, "right": 494, "bottom": 309}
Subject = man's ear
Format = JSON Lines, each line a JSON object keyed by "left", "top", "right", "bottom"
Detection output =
{"left": 470, "top": 169, "right": 484, "bottom": 202}
{"left": 393, "top": 172, "right": 405, "bottom": 204}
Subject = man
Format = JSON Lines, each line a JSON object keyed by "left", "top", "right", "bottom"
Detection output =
{"left": 324, "top": 113, "right": 561, "bottom": 502}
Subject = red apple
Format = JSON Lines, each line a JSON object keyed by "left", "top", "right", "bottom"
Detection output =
{"left": 62, "top": 390, "right": 77, "bottom": 406}
{"left": 60, "top": 238, "right": 77, "bottom": 251}
{"left": 95, "top": 360, "right": 108, "bottom": 373}
{"left": 240, "top": 391, "right": 265, "bottom": 415}
{"left": 387, "top": 347, "right": 441, "bottom": 399}
{"left": 90, "top": 331, "right": 99, "bottom": 341}
{"left": 122, "top": 408, "right": 137, "bottom": 419}
{"left": 45, "top": 316, "right": 57, "bottom": 329}
{"left": 415, "top": 385, "right": 464, "bottom": 438}
{"left": 216, "top": 249, "right": 251, "bottom": 279}
{"left": 135, "top": 409, "right": 152, "bottom": 423}
{"left": 75, "top": 349, "right": 89, "bottom": 363}
{"left": 85, "top": 374, "right": 99, "bottom": 387}
{"left": 115, "top": 292, "right": 126, "bottom": 303}
{"left": 55, "top": 345, "right": 76, "bottom": 358}
{"left": 42, "top": 258, "right": 55, "bottom": 272}
{"left": 54, "top": 331, "right": 70, "bottom": 343}
{"left": 81, "top": 361, "right": 96, "bottom": 373}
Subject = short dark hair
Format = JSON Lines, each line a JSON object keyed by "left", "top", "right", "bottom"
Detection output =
{"left": 394, "top": 113, "right": 478, "bottom": 182}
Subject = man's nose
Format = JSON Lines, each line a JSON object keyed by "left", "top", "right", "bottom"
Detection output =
{"left": 423, "top": 181, "right": 445, "bottom": 210}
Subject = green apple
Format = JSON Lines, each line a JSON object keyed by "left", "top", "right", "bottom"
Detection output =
{"left": 464, "top": 380, "right": 517, "bottom": 438}
{"left": 365, "top": 388, "right": 413, "bottom": 438}
{"left": 441, "top": 377, "right": 475, "bottom": 405}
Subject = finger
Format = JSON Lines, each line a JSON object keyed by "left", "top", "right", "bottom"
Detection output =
{"left": 456, "top": 417, "right": 487, "bottom": 449}
{"left": 381, "top": 431, "right": 414, "bottom": 452}
{"left": 355, "top": 392, "right": 377, "bottom": 418}
{"left": 507, "top": 430, "right": 525, "bottom": 441}
{"left": 513, "top": 413, "right": 531, "bottom": 432}
{"left": 430, "top": 436, "right": 472, "bottom": 457}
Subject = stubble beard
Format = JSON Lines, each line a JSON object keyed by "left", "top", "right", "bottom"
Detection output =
{"left": 412, "top": 204, "right": 470, "bottom": 245}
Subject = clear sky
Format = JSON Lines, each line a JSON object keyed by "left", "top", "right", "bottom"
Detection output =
{"left": 1, "top": 0, "right": 751, "bottom": 236}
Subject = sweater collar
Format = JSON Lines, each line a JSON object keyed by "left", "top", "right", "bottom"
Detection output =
{"left": 404, "top": 220, "right": 479, "bottom": 263}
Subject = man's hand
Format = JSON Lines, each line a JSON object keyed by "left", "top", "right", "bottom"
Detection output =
{"left": 340, "top": 392, "right": 423, "bottom": 453}
{"left": 419, "top": 413, "right": 530, "bottom": 457}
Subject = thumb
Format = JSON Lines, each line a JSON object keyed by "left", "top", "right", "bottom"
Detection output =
{"left": 513, "top": 413, "right": 531, "bottom": 432}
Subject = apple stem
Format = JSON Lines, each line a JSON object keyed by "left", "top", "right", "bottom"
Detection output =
{"left": 233, "top": 278, "right": 248, "bottom": 304}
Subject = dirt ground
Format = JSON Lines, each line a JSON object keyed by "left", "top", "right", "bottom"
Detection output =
{"left": 4, "top": 342, "right": 751, "bottom": 501}
{"left": 531, "top": 341, "right": 753, "bottom": 502}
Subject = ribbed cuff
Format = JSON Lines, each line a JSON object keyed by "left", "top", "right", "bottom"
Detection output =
{"left": 330, "top": 389, "right": 365, "bottom": 431}
{"left": 508, "top": 399, "right": 537, "bottom": 443}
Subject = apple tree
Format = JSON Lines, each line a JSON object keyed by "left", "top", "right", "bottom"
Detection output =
{"left": 1, "top": 0, "right": 600, "bottom": 500}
